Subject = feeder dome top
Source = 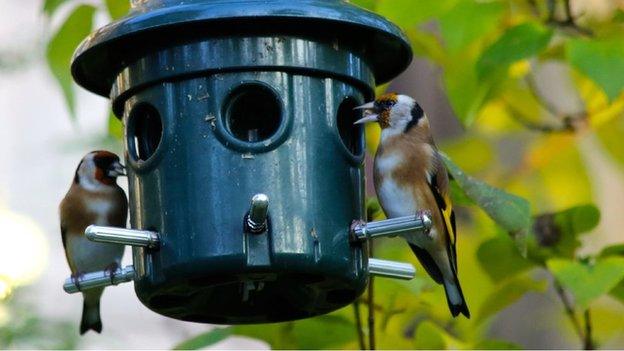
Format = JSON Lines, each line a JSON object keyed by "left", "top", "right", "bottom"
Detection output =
{"left": 71, "top": 0, "right": 413, "bottom": 97}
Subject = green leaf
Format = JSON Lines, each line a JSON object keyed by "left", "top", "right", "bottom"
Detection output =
{"left": 473, "top": 339, "right": 523, "bottom": 350}
{"left": 600, "top": 244, "right": 624, "bottom": 258}
{"left": 610, "top": 281, "right": 624, "bottom": 304}
{"left": 529, "top": 204, "right": 601, "bottom": 261}
{"left": 547, "top": 257, "right": 624, "bottom": 309}
{"left": 413, "top": 321, "right": 446, "bottom": 350}
{"left": 46, "top": 5, "right": 96, "bottom": 119}
{"left": 42, "top": 0, "right": 71, "bottom": 16}
{"left": 477, "top": 22, "right": 553, "bottom": 79}
{"left": 376, "top": 0, "right": 456, "bottom": 29}
{"left": 105, "top": 0, "right": 130, "bottom": 20}
{"left": 439, "top": 1, "right": 504, "bottom": 52}
{"left": 567, "top": 37, "right": 624, "bottom": 100}
{"left": 441, "top": 153, "right": 531, "bottom": 252}
{"left": 232, "top": 314, "right": 354, "bottom": 349}
{"left": 173, "top": 328, "right": 232, "bottom": 350}
{"left": 477, "top": 275, "right": 547, "bottom": 323}
{"left": 477, "top": 236, "right": 535, "bottom": 282}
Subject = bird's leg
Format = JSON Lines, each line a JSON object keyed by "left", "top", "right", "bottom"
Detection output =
{"left": 71, "top": 272, "right": 85, "bottom": 291}
{"left": 104, "top": 262, "right": 119, "bottom": 285}
{"left": 416, "top": 209, "right": 434, "bottom": 240}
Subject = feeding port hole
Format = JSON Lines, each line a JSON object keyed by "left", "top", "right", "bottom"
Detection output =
{"left": 225, "top": 84, "right": 282, "bottom": 143}
{"left": 127, "top": 103, "right": 163, "bottom": 162}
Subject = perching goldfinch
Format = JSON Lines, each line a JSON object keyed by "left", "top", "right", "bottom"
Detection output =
{"left": 60, "top": 151, "right": 128, "bottom": 334}
{"left": 355, "top": 93, "right": 470, "bottom": 318}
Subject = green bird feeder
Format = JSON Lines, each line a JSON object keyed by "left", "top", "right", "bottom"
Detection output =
{"left": 63, "top": 0, "right": 432, "bottom": 324}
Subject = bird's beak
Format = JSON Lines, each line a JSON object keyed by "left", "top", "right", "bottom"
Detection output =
{"left": 353, "top": 101, "right": 379, "bottom": 125}
{"left": 108, "top": 161, "right": 126, "bottom": 177}
{"left": 354, "top": 114, "right": 379, "bottom": 124}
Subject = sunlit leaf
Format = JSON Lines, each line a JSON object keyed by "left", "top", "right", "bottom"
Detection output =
{"left": 442, "top": 154, "right": 531, "bottom": 253}
{"left": 376, "top": 0, "right": 456, "bottom": 29}
{"left": 173, "top": 328, "right": 232, "bottom": 350}
{"left": 547, "top": 257, "right": 624, "bottom": 310}
{"left": 105, "top": 0, "right": 130, "bottom": 20}
{"left": 366, "top": 197, "right": 386, "bottom": 221}
{"left": 477, "top": 235, "right": 535, "bottom": 282}
{"left": 477, "top": 274, "right": 547, "bottom": 323}
{"left": 46, "top": 5, "right": 96, "bottom": 119}
{"left": 108, "top": 111, "right": 123, "bottom": 139}
{"left": 597, "top": 115, "right": 624, "bottom": 168}
{"left": 349, "top": 0, "right": 376, "bottom": 11}
{"left": 439, "top": 1, "right": 504, "bottom": 52}
{"left": 42, "top": 0, "right": 71, "bottom": 16}
{"left": 477, "top": 22, "right": 553, "bottom": 79}
{"left": 567, "top": 37, "right": 624, "bottom": 100}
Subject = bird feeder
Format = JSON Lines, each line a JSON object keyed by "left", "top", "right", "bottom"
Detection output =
{"left": 64, "top": 0, "right": 429, "bottom": 324}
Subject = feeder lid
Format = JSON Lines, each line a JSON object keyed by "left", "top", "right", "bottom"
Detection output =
{"left": 71, "top": 0, "right": 413, "bottom": 97}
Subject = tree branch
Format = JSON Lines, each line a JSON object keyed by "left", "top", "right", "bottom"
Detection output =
{"left": 583, "top": 309, "right": 594, "bottom": 350}
{"left": 553, "top": 279, "right": 585, "bottom": 342}
{"left": 368, "top": 242, "right": 376, "bottom": 350}
{"left": 353, "top": 300, "right": 366, "bottom": 350}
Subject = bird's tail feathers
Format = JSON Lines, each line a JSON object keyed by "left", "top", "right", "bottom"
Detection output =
{"left": 80, "top": 299, "right": 102, "bottom": 334}
{"left": 443, "top": 274, "right": 470, "bottom": 318}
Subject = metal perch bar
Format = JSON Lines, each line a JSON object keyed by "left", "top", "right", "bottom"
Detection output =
{"left": 246, "top": 193, "right": 269, "bottom": 233}
{"left": 368, "top": 259, "right": 415, "bottom": 280}
{"left": 63, "top": 265, "right": 136, "bottom": 294}
{"left": 351, "top": 213, "right": 432, "bottom": 241}
{"left": 85, "top": 225, "right": 161, "bottom": 249}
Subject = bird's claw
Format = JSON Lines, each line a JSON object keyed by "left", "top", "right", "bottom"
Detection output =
{"left": 71, "top": 272, "right": 85, "bottom": 291}
{"left": 104, "top": 262, "right": 119, "bottom": 285}
{"left": 416, "top": 210, "right": 433, "bottom": 240}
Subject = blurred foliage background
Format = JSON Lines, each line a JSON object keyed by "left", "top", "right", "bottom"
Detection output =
{"left": 11, "top": 0, "right": 624, "bottom": 349}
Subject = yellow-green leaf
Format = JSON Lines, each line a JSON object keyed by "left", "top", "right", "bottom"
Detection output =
{"left": 173, "top": 328, "right": 232, "bottom": 350}
{"left": 105, "top": 0, "right": 130, "bottom": 20}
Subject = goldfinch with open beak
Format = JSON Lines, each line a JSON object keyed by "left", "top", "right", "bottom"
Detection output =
{"left": 60, "top": 150, "right": 128, "bottom": 334}
{"left": 355, "top": 93, "right": 469, "bottom": 318}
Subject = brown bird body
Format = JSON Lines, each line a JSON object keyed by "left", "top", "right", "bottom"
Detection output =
{"left": 356, "top": 93, "right": 469, "bottom": 318}
{"left": 60, "top": 151, "right": 127, "bottom": 334}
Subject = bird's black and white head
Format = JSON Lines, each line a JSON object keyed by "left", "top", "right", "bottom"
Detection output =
{"left": 354, "top": 93, "right": 428, "bottom": 138}
{"left": 74, "top": 151, "right": 126, "bottom": 191}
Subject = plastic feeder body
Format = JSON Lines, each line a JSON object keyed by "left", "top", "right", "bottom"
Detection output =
{"left": 71, "top": 0, "right": 412, "bottom": 324}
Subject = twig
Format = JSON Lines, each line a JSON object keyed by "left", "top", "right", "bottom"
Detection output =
{"left": 553, "top": 279, "right": 585, "bottom": 344}
{"left": 353, "top": 300, "right": 366, "bottom": 350}
{"left": 368, "top": 242, "right": 376, "bottom": 350}
{"left": 583, "top": 309, "right": 594, "bottom": 350}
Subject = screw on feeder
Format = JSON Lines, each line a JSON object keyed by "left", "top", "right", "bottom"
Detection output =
{"left": 351, "top": 212, "right": 433, "bottom": 242}
{"left": 85, "top": 225, "right": 161, "bottom": 249}
{"left": 63, "top": 266, "right": 136, "bottom": 294}
{"left": 245, "top": 194, "right": 269, "bottom": 234}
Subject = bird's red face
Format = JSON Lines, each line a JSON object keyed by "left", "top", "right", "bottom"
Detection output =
{"left": 75, "top": 151, "right": 126, "bottom": 187}
{"left": 93, "top": 151, "right": 125, "bottom": 185}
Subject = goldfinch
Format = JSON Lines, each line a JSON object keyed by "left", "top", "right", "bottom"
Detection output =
{"left": 355, "top": 93, "right": 469, "bottom": 318}
{"left": 60, "top": 151, "right": 128, "bottom": 334}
